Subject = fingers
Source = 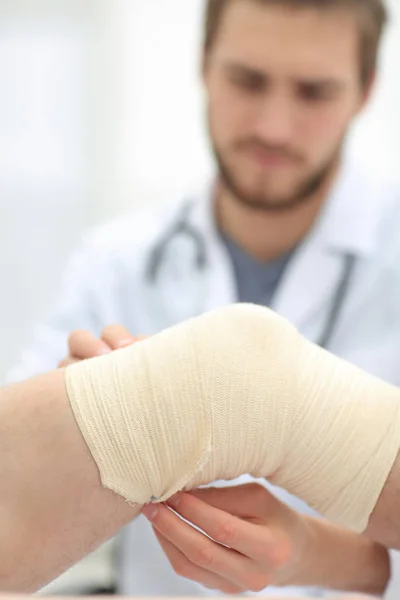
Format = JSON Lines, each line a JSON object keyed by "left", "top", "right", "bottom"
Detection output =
{"left": 101, "top": 325, "right": 140, "bottom": 350}
{"left": 68, "top": 330, "right": 111, "bottom": 360}
{"left": 60, "top": 326, "right": 145, "bottom": 369}
{"left": 167, "top": 492, "right": 289, "bottom": 565}
{"left": 153, "top": 528, "right": 243, "bottom": 595}
{"left": 143, "top": 503, "right": 269, "bottom": 592}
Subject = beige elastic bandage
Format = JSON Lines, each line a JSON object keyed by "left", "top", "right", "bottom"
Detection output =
{"left": 65, "top": 304, "right": 400, "bottom": 532}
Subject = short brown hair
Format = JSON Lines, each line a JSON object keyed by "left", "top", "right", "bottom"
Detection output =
{"left": 204, "top": 0, "right": 388, "bottom": 87}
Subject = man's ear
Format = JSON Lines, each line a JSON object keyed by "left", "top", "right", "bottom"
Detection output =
{"left": 202, "top": 51, "right": 211, "bottom": 85}
{"left": 357, "top": 70, "right": 377, "bottom": 114}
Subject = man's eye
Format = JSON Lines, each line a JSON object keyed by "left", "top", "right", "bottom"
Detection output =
{"left": 299, "top": 85, "right": 334, "bottom": 101}
{"left": 230, "top": 73, "right": 265, "bottom": 92}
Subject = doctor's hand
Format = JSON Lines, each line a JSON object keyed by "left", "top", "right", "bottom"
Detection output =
{"left": 143, "top": 484, "right": 311, "bottom": 594}
{"left": 59, "top": 325, "right": 145, "bottom": 367}
{"left": 142, "top": 484, "right": 390, "bottom": 596}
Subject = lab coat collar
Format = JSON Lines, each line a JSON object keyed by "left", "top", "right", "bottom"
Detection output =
{"left": 315, "top": 158, "right": 382, "bottom": 258}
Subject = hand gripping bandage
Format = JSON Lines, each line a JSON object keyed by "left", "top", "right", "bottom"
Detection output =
{"left": 65, "top": 304, "right": 400, "bottom": 532}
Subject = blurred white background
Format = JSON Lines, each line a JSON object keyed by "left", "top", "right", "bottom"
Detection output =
{"left": 0, "top": 0, "right": 400, "bottom": 381}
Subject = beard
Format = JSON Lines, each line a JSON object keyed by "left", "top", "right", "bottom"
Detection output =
{"left": 211, "top": 138, "right": 341, "bottom": 214}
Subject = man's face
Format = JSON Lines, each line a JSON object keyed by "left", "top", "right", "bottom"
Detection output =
{"left": 204, "top": 0, "right": 372, "bottom": 211}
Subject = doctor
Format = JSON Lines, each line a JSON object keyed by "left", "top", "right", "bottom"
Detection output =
{"left": 7, "top": 0, "right": 399, "bottom": 596}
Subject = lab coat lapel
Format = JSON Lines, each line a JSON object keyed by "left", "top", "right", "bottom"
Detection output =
{"left": 272, "top": 160, "right": 381, "bottom": 336}
{"left": 271, "top": 233, "right": 343, "bottom": 334}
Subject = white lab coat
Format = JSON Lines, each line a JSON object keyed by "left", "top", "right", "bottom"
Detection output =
{"left": 9, "top": 159, "right": 400, "bottom": 598}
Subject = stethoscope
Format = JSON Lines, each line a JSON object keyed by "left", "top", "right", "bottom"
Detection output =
{"left": 146, "top": 200, "right": 357, "bottom": 350}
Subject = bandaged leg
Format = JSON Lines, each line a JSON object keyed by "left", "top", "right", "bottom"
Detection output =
{"left": 65, "top": 304, "right": 400, "bottom": 532}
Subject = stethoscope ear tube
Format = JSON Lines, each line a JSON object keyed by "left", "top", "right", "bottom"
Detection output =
{"left": 147, "top": 201, "right": 356, "bottom": 351}
{"left": 317, "top": 253, "right": 357, "bottom": 349}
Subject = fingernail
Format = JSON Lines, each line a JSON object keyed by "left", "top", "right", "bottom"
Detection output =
{"left": 167, "top": 493, "right": 182, "bottom": 509}
{"left": 142, "top": 504, "right": 158, "bottom": 521}
{"left": 97, "top": 347, "right": 111, "bottom": 356}
{"left": 117, "top": 338, "right": 135, "bottom": 349}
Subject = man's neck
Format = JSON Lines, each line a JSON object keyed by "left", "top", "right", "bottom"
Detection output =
{"left": 215, "top": 173, "right": 338, "bottom": 262}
